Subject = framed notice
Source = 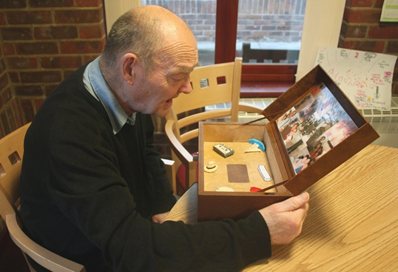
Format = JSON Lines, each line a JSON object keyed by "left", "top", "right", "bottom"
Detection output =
{"left": 380, "top": 0, "right": 398, "bottom": 22}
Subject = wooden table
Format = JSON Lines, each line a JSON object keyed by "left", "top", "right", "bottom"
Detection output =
{"left": 165, "top": 145, "right": 398, "bottom": 271}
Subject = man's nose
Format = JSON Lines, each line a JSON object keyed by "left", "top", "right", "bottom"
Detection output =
{"left": 180, "top": 79, "right": 193, "bottom": 94}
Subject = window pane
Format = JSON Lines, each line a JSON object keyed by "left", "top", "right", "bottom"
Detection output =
{"left": 141, "top": 0, "right": 216, "bottom": 65}
{"left": 237, "top": 0, "right": 306, "bottom": 64}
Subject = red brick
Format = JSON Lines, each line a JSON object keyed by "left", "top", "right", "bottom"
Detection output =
{"left": 55, "top": 9, "right": 103, "bottom": 24}
{"left": 1, "top": 27, "right": 33, "bottom": 40}
{"left": 386, "top": 41, "right": 398, "bottom": 54}
{"left": 8, "top": 72, "right": 20, "bottom": 83}
{"left": 2, "top": 43, "right": 16, "bottom": 55}
{"left": 0, "top": 73, "right": 9, "bottom": 90}
{"left": 393, "top": 81, "right": 398, "bottom": 94}
{"left": 79, "top": 25, "right": 105, "bottom": 39}
{"left": 75, "top": 0, "right": 103, "bottom": 7}
{"left": 344, "top": 8, "right": 382, "bottom": 23}
{"left": 340, "top": 40, "right": 386, "bottom": 53}
{"left": 0, "top": 93, "right": 3, "bottom": 109}
{"left": 82, "top": 55, "right": 99, "bottom": 63}
{"left": 340, "top": 23, "right": 367, "bottom": 38}
{"left": 0, "top": 0, "right": 26, "bottom": 8}
{"left": 0, "top": 109, "right": 11, "bottom": 135}
{"left": 30, "top": 0, "right": 73, "bottom": 7}
{"left": 374, "top": 0, "right": 384, "bottom": 8}
{"left": 63, "top": 70, "right": 74, "bottom": 79}
{"left": 0, "top": 124, "right": 4, "bottom": 138}
{"left": 60, "top": 41, "right": 105, "bottom": 54}
{"left": 9, "top": 106, "right": 19, "bottom": 132}
{"left": 368, "top": 25, "right": 398, "bottom": 39}
{"left": 0, "top": 59, "right": 6, "bottom": 73}
{"left": 346, "top": 0, "right": 374, "bottom": 7}
{"left": 44, "top": 84, "right": 58, "bottom": 96}
{"left": 34, "top": 26, "right": 78, "bottom": 39}
{"left": 1, "top": 87, "right": 12, "bottom": 103}
{"left": 11, "top": 99, "right": 24, "bottom": 128}
{"left": 20, "top": 71, "right": 62, "bottom": 83}
{"left": 34, "top": 98, "right": 45, "bottom": 112}
{"left": 6, "top": 57, "right": 37, "bottom": 69}
{"left": 6, "top": 11, "right": 52, "bottom": 25}
{"left": 7, "top": 105, "right": 19, "bottom": 132}
{"left": 14, "top": 85, "right": 43, "bottom": 96}
{"left": 40, "top": 56, "right": 82, "bottom": 69}
{"left": 0, "top": 13, "right": 6, "bottom": 25}
{"left": 19, "top": 99, "right": 35, "bottom": 122}
{"left": 16, "top": 42, "right": 58, "bottom": 55}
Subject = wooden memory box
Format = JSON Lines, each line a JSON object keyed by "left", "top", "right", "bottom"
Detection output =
{"left": 197, "top": 65, "right": 379, "bottom": 221}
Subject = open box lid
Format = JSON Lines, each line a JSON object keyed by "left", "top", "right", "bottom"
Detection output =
{"left": 258, "top": 65, "right": 379, "bottom": 195}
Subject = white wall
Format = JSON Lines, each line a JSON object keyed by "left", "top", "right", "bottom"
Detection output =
{"left": 296, "top": 0, "right": 346, "bottom": 80}
{"left": 104, "top": 0, "right": 141, "bottom": 33}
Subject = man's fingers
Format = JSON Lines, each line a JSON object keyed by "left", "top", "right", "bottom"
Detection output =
{"left": 259, "top": 193, "right": 310, "bottom": 245}
{"left": 271, "top": 192, "right": 310, "bottom": 212}
{"left": 292, "top": 202, "right": 310, "bottom": 225}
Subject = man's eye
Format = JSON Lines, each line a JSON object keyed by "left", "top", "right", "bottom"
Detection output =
{"left": 170, "top": 74, "right": 188, "bottom": 82}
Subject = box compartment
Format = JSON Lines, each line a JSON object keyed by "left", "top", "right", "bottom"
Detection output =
{"left": 198, "top": 66, "right": 379, "bottom": 221}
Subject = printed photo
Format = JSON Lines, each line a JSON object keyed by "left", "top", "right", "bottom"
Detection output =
{"left": 276, "top": 83, "right": 358, "bottom": 174}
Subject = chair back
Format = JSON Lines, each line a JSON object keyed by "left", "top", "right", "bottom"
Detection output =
{"left": 167, "top": 58, "right": 242, "bottom": 143}
{"left": 0, "top": 123, "right": 29, "bottom": 215}
{"left": 0, "top": 122, "right": 85, "bottom": 272}
{"left": 164, "top": 57, "right": 263, "bottom": 194}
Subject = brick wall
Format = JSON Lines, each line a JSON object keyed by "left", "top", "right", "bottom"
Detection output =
{"left": 144, "top": 0, "right": 306, "bottom": 43}
{"left": 236, "top": 0, "right": 305, "bottom": 43}
{"left": 0, "top": 0, "right": 106, "bottom": 133}
{"left": 0, "top": 45, "right": 23, "bottom": 138}
{"left": 339, "top": 0, "right": 398, "bottom": 94}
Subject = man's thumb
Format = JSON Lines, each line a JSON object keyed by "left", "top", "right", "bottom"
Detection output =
{"left": 273, "top": 192, "right": 310, "bottom": 212}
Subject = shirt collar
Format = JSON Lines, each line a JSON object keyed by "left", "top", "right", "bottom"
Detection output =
{"left": 83, "top": 57, "right": 136, "bottom": 134}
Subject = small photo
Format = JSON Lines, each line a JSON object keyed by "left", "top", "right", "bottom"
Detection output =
{"left": 277, "top": 83, "right": 358, "bottom": 174}
{"left": 290, "top": 144, "right": 314, "bottom": 174}
{"left": 306, "top": 135, "right": 333, "bottom": 160}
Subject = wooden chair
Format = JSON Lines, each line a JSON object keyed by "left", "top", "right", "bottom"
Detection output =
{"left": 0, "top": 122, "right": 85, "bottom": 272}
{"left": 164, "top": 57, "right": 263, "bottom": 195}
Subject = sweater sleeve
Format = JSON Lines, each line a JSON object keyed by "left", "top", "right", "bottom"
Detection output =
{"left": 47, "top": 114, "right": 271, "bottom": 272}
{"left": 140, "top": 114, "right": 177, "bottom": 215}
{"left": 153, "top": 212, "right": 272, "bottom": 271}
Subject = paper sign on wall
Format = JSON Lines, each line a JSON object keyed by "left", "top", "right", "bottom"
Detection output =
{"left": 315, "top": 47, "right": 397, "bottom": 110}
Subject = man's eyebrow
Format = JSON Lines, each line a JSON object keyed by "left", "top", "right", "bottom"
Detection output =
{"left": 169, "top": 63, "right": 199, "bottom": 74}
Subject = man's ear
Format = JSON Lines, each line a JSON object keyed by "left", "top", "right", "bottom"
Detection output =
{"left": 121, "top": 53, "right": 138, "bottom": 85}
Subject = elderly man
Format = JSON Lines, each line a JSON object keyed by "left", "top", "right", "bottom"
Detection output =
{"left": 20, "top": 5, "right": 309, "bottom": 271}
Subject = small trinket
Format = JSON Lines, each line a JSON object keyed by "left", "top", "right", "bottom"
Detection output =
{"left": 216, "top": 186, "right": 234, "bottom": 192}
{"left": 204, "top": 160, "right": 218, "bottom": 173}
{"left": 248, "top": 138, "right": 266, "bottom": 151}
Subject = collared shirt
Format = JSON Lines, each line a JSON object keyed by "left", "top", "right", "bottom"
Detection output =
{"left": 83, "top": 57, "right": 136, "bottom": 134}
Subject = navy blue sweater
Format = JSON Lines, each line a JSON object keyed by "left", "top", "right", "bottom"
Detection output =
{"left": 19, "top": 66, "right": 271, "bottom": 271}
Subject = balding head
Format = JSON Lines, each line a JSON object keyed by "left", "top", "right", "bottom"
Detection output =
{"left": 102, "top": 5, "right": 197, "bottom": 71}
{"left": 99, "top": 6, "right": 198, "bottom": 117}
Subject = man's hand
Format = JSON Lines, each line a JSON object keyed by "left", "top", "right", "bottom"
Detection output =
{"left": 259, "top": 192, "right": 310, "bottom": 245}
{"left": 152, "top": 212, "right": 170, "bottom": 223}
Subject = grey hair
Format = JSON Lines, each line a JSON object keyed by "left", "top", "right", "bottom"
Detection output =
{"left": 102, "top": 9, "right": 162, "bottom": 71}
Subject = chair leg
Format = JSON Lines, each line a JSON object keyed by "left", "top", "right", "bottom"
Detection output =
{"left": 22, "top": 253, "right": 37, "bottom": 272}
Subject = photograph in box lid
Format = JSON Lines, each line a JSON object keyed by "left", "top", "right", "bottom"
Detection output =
{"left": 276, "top": 83, "right": 358, "bottom": 174}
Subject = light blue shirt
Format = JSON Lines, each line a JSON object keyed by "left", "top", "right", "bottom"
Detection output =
{"left": 83, "top": 57, "right": 136, "bottom": 134}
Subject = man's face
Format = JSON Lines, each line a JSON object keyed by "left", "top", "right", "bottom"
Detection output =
{"left": 128, "top": 43, "right": 198, "bottom": 117}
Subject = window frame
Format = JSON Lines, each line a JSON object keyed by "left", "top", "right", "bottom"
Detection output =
{"left": 104, "top": 0, "right": 346, "bottom": 97}
{"left": 215, "top": 0, "right": 297, "bottom": 96}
